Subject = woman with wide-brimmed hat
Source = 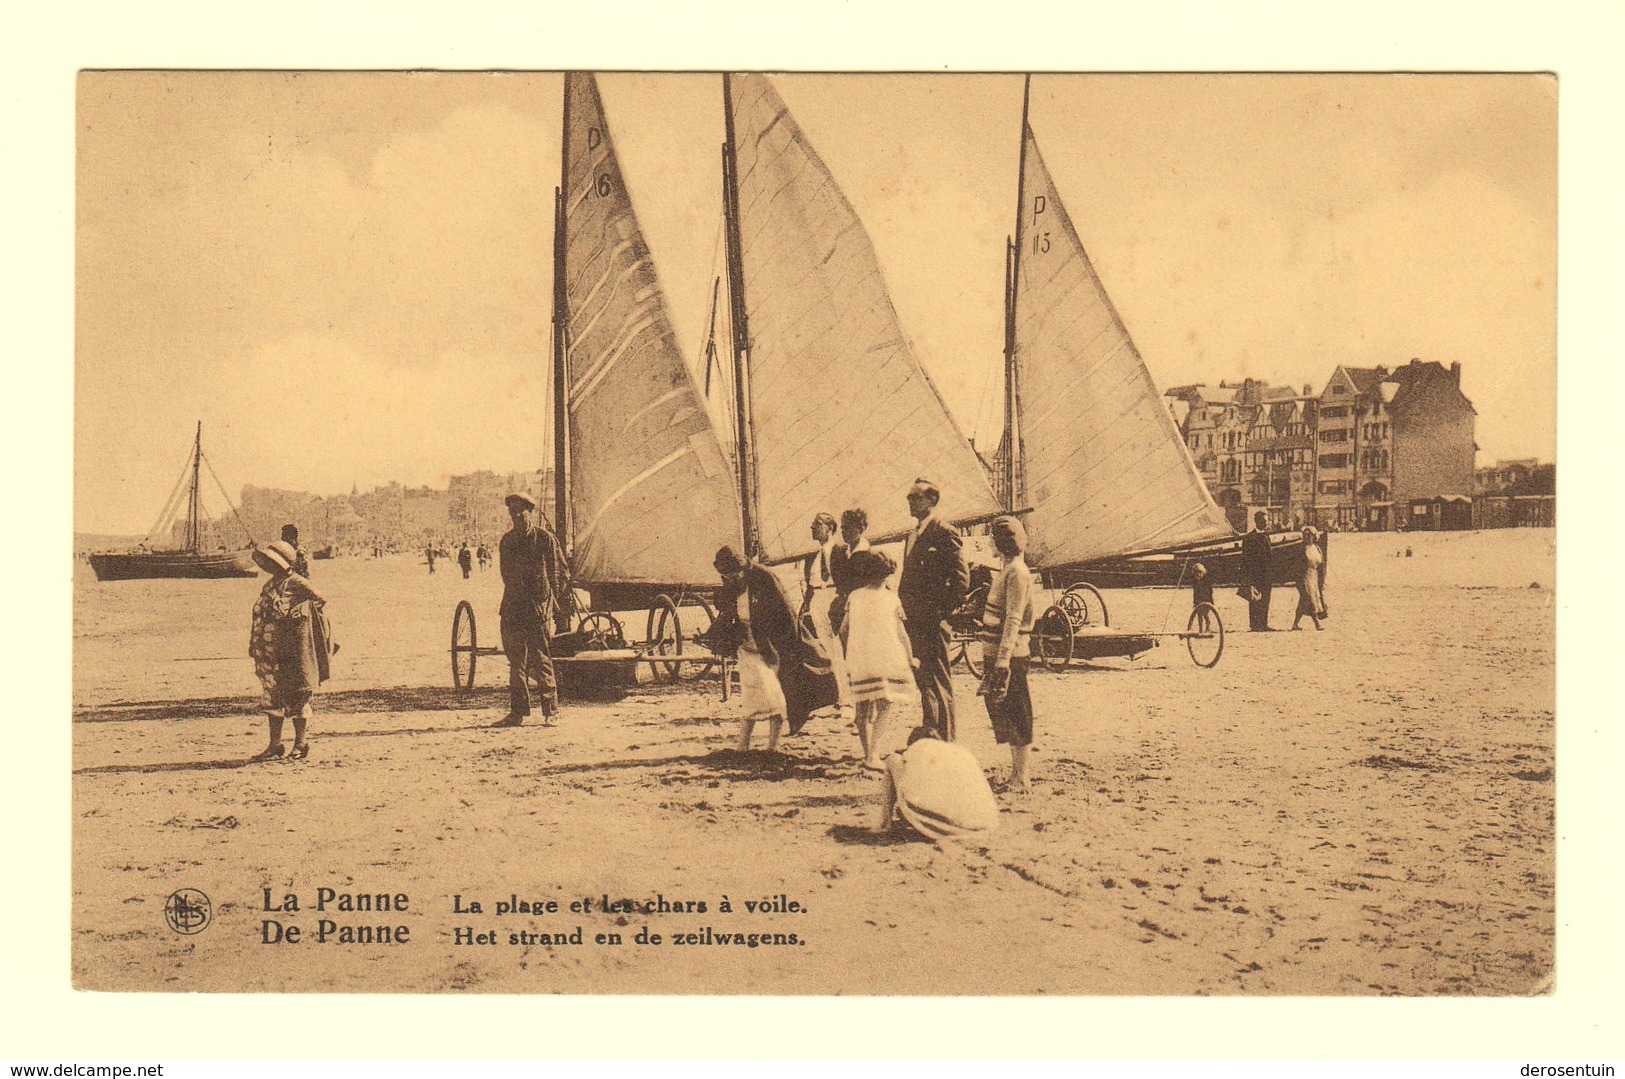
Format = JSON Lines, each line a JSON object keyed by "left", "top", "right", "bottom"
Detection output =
{"left": 248, "top": 539, "right": 328, "bottom": 761}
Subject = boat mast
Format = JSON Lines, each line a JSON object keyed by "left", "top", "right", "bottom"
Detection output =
{"left": 1002, "top": 237, "right": 1018, "bottom": 510}
{"left": 1003, "top": 74, "right": 1033, "bottom": 513}
{"left": 553, "top": 75, "right": 573, "bottom": 557}
{"left": 187, "top": 421, "right": 202, "bottom": 552}
{"left": 702, "top": 276, "right": 721, "bottom": 397}
{"left": 551, "top": 76, "right": 575, "bottom": 633}
{"left": 721, "top": 73, "right": 762, "bottom": 559}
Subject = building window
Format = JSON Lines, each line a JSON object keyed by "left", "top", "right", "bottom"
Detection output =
{"left": 1320, "top": 453, "right": 1349, "bottom": 469}
{"left": 1319, "top": 405, "right": 1348, "bottom": 418}
{"left": 1331, "top": 384, "right": 1346, "bottom": 394}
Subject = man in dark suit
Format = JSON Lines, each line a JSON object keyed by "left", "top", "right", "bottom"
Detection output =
{"left": 897, "top": 479, "right": 968, "bottom": 741}
{"left": 1240, "top": 511, "right": 1274, "bottom": 632}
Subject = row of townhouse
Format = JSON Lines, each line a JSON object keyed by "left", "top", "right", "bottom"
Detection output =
{"left": 229, "top": 469, "right": 551, "bottom": 553}
{"left": 1166, "top": 359, "right": 1478, "bottom": 532}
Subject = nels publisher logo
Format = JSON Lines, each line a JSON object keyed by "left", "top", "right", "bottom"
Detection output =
{"left": 164, "top": 888, "right": 212, "bottom": 935}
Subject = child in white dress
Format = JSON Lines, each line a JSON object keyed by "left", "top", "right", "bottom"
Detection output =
{"left": 839, "top": 550, "right": 915, "bottom": 770}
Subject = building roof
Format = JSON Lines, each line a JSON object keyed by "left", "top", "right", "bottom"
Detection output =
{"left": 1343, "top": 366, "right": 1389, "bottom": 394}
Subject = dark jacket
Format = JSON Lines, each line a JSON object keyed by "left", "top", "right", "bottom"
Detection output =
{"left": 828, "top": 542, "right": 856, "bottom": 595}
{"left": 897, "top": 516, "right": 968, "bottom": 627}
{"left": 1240, "top": 528, "right": 1271, "bottom": 588}
{"left": 499, "top": 523, "right": 568, "bottom": 626}
{"left": 704, "top": 563, "right": 838, "bottom": 734}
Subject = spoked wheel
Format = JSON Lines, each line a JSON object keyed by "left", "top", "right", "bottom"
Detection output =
{"left": 959, "top": 640, "right": 984, "bottom": 679}
{"left": 645, "top": 594, "right": 683, "bottom": 684}
{"left": 451, "top": 600, "right": 478, "bottom": 692}
{"left": 576, "top": 610, "right": 626, "bottom": 651}
{"left": 1060, "top": 582, "right": 1109, "bottom": 629}
{"left": 1033, "top": 604, "right": 1074, "bottom": 673}
{"left": 1186, "top": 602, "right": 1225, "bottom": 668}
{"left": 682, "top": 596, "right": 719, "bottom": 680}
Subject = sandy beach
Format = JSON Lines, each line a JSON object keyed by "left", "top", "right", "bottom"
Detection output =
{"left": 70, "top": 528, "right": 1555, "bottom": 995}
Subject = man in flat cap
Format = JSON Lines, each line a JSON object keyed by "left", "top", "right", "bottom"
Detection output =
{"left": 493, "top": 492, "right": 569, "bottom": 728}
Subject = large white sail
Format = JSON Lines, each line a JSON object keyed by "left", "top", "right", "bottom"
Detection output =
{"left": 727, "top": 74, "right": 1002, "bottom": 560}
{"left": 1013, "top": 125, "right": 1233, "bottom": 566}
{"left": 562, "top": 72, "right": 740, "bottom": 585}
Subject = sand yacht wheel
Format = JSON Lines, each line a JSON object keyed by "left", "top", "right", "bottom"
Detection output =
{"left": 681, "top": 595, "right": 719, "bottom": 680}
{"left": 1059, "top": 582, "right": 1108, "bottom": 629}
{"left": 1184, "top": 603, "right": 1225, "bottom": 668}
{"left": 1032, "top": 605, "right": 1074, "bottom": 672}
{"left": 576, "top": 610, "right": 626, "bottom": 651}
{"left": 451, "top": 600, "right": 479, "bottom": 691}
{"left": 644, "top": 595, "right": 685, "bottom": 684}
{"left": 957, "top": 640, "right": 984, "bottom": 679}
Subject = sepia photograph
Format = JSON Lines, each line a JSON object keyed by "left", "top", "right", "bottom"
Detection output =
{"left": 67, "top": 67, "right": 1561, "bottom": 1000}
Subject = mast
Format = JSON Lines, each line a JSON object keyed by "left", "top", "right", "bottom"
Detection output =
{"left": 1003, "top": 74, "right": 1033, "bottom": 512}
{"left": 702, "top": 276, "right": 721, "bottom": 397}
{"left": 551, "top": 76, "right": 573, "bottom": 632}
{"left": 721, "top": 74, "right": 762, "bottom": 559}
{"left": 1002, "top": 236, "right": 1018, "bottom": 509}
{"left": 552, "top": 75, "right": 572, "bottom": 557}
{"left": 187, "top": 421, "right": 202, "bottom": 552}
{"left": 552, "top": 186, "right": 569, "bottom": 547}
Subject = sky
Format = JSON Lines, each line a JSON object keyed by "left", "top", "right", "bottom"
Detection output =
{"left": 75, "top": 71, "right": 1556, "bottom": 536}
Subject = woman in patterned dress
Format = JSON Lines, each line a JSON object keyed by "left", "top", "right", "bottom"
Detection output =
{"left": 248, "top": 539, "right": 326, "bottom": 761}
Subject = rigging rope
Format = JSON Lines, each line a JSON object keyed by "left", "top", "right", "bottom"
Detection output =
{"left": 200, "top": 451, "right": 256, "bottom": 546}
{"left": 971, "top": 334, "right": 999, "bottom": 452}
{"left": 1158, "top": 550, "right": 1200, "bottom": 633}
{"left": 142, "top": 445, "right": 197, "bottom": 546}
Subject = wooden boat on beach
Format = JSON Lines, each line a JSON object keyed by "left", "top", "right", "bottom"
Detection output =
{"left": 88, "top": 423, "right": 257, "bottom": 582}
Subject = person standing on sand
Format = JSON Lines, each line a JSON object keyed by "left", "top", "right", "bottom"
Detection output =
{"left": 1240, "top": 511, "right": 1274, "bottom": 632}
{"left": 248, "top": 540, "right": 327, "bottom": 761}
{"left": 873, "top": 727, "right": 1000, "bottom": 840}
{"left": 1190, "top": 562, "right": 1214, "bottom": 631}
{"left": 703, "top": 546, "right": 838, "bottom": 753}
{"left": 978, "top": 516, "right": 1037, "bottom": 793}
{"left": 492, "top": 493, "right": 567, "bottom": 728}
{"left": 1292, "top": 526, "right": 1327, "bottom": 631}
{"left": 426, "top": 544, "right": 436, "bottom": 574}
{"left": 839, "top": 549, "right": 915, "bottom": 770}
{"left": 801, "top": 512, "right": 850, "bottom": 719}
{"left": 897, "top": 479, "right": 968, "bottom": 741}
{"left": 281, "top": 524, "right": 311, "bottom": 577}
{"left": 458, "top": 542, "right": 473, "bottom": 579}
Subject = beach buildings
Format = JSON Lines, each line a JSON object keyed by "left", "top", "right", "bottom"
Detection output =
{"left": 1169, "top": 359, "right": 1479, "bottom": 532}
{"left": 1473, "top": 458, "right": 1556, "bottom": 528}
{"left": 228, "top": 470, "right": 551, "bottom": 554}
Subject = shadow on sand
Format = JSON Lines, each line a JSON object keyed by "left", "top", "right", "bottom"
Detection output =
{"left": 75, "top": 756, "right": 270, "bottom": 776}
{"left": 73, "top": 685, "right": 506, "bottom": 724}
{"left": 829, "top": 823, "right": 926, "bottom": 847}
